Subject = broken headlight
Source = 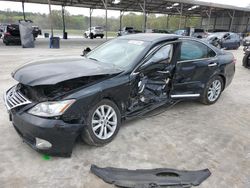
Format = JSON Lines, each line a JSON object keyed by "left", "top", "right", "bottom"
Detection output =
{"left": 28, "top": 99, "right": 75, "bottom": 117}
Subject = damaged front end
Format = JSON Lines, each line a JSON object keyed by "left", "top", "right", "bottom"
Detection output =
{"left": 18, "top": 75, "right": 110, "bottom": 102}
{"left": 5, "top": 72, "right": 115, "bottom": 157}
{"left": 91, "top": 165, "right": 211, "bottom": 188}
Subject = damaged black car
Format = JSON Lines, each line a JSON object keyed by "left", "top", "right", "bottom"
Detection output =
{"left": 4, "top": 34, "right": 235, "bottom": 156}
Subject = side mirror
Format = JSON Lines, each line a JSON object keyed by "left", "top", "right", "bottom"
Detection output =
{"left": 138, "top": 59, "right": 155, "bottom": 71}
{"left": 81, "top": 47, "right": 91, "bottom": 56}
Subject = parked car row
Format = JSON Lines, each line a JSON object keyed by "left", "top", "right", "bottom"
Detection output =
{"left": 1, "top": 23, "right": 42, "bottom": 45}
{"left": 204, "top": 32, "right": 241, "bottom": 50}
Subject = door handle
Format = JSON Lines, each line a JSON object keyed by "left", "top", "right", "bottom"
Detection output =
{"left": 157, "top": 70, "right": 170, "bottom": 74}
{"left": 208, "top": 62, "right": 217, "bottom": 67}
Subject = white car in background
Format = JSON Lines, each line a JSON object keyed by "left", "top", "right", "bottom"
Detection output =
{"left": 84, "top": 26, "right": 104, "bottom": 39}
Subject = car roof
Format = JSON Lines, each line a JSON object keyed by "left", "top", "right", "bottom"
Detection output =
{"left": 118, "top": 33, "right": 179, "bottom": 42}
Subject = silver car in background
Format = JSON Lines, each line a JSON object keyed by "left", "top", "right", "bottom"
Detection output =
{"left": 84, "top": 26, "right": 104, "bottom": 39}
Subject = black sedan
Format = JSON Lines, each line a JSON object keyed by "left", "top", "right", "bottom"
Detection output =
{"left": 4, "top": 34, "right": 235, "bottom": 157}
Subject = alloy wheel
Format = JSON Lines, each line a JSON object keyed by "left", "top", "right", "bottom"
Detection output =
{"left": 207, "top": 80, "right": 222, "bottom": 102}
{"left": 91, "top": 105, "right": 117, "bottom": 140}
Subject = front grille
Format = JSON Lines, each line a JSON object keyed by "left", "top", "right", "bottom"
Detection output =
{"left": 4, "top": 85, "right": 32, "bottom": 110}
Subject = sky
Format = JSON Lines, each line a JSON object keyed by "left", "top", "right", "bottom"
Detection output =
{"left": 0, "top": 0, "right": 249, "bottom": 18}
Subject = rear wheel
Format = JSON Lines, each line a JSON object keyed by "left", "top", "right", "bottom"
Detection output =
{"left": 81, "top": 99, "right": 121, "bottom": 146}
{"left": 201, "top": 76, "right": 224, "bottom": 105}
{"left": 101, "top": 35, "right": 104, "bottom": 39}
{"left": 84, "top": 33, "right": 88, "bottom": 38}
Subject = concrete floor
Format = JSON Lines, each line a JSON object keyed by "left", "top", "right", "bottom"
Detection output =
{"left": 0, "top": 38, "right": 250, "bottom": 188}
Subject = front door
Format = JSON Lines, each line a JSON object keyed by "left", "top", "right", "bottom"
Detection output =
{"left": 128, "top": 43, "right": 176, "bottom": 112}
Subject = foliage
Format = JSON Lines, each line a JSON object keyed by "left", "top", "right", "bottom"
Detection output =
{"left": 0, "top": 10, "right": 201, "bottom": 31}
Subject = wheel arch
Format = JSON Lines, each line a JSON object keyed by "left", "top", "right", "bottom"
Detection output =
{"left": 218, "top": 74, "right": 226, "bottom": 91}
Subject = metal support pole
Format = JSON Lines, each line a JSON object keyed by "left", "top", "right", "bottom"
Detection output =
{"left": 177, "top": 3, "right": 183, "bottom": 29}
{"left": 105, "top": 0, "right": 108, "bottom": 40}
{"left": 200, "top": 17, "right": 203, "bottom": 28}
{"left": 119, "top": 11, "right": 123, "bottom": 31}
{"left": 246, "top": 17, "right": 250, "bottom": 32}
{"left": 22, "top": 1, "right": 26, "bottom": 20}
{"left": 184, "top": 16, "right": 187, "bottom": 27}
{"left": 166, "top": 15, "right": 169, "bottom": 29}
{"left": 228, "top": 10, "right": 235, "bottom": 31}
{"left": 205, "top": 8, "right": 212, "bottom": 32}
{"left": 48, "top": 0, "right": 53, "bottom": 37}
{"left": 139, "top": 0, "right": 147, "bottom": 32}
{"left": 89, "top": 8, "right": 93, "bottom": 36}
{"left": 101, "top": 0, "right": 108, "bottom": 40}
{"left": 143, "top": 0, "right": 146, "bottom": 32}
{"left": 62, "top": 5, "right": 66, "bottom": 39}
{"left": 213, "top": 16, "right": 217, "bottom": 30}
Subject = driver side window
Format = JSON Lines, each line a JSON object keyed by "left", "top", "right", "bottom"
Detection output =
{"left": 150, "top": 44, "right": 173, "bottom": 64}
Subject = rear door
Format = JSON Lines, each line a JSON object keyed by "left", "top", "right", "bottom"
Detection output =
{"left": 171, "top": 39, "right": 218, "bottom": 99}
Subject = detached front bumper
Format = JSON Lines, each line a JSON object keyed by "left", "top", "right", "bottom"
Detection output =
{"left": 9, "top": 110, "right": 83, "bottom": 157}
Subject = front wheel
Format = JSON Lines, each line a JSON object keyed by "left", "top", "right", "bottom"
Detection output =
{"left": 201, "top": 76, "right": 224, "bottom": 105}
{"left": 81, "top": 99, "right": 121, "bottom": 146}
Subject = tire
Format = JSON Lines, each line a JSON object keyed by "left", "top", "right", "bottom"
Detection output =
{"left": 90, "top": 33, "right": 94, "bottom": 39}
{"left": 243, "top": 52, "right": 250, "bottom": 68}
{"left": 235, "top": 43, "right": 240, "bottom": 50}
{"left": 201, "top": 76, "right": 224, "bottom": 105}
{"left": 81, "top": 99, "right": 121, "bottom": 146}
{"left": 101, "top": 35, "right": 104, "bottom": 39}
{"left": 84, "top": 33, "right": 88, "bottom": 38}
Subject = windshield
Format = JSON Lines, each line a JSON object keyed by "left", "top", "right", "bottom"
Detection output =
{"left": 86, "top": 39, "right": 150, "bottom": 70}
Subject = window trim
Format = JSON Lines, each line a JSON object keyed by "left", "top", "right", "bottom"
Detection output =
{"left": 177, "top": 38, "right": 218, "bottom": 64}
{"left": 131, "top": 41, "right": 176, "bottom": 75}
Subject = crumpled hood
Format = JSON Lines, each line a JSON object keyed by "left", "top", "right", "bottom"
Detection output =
{"left": 12, "top": 56, "right": 122, "bottom": 86}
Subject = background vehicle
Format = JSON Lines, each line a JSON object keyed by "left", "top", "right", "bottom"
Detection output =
{"left": 3, "top": 24, "right": 21, "bottom": 45}
{"left": 243, "top": 36, "right": 250, "bottom": 47}
{"left": 0, "top": 28, "right": 3, "bottom": 38}
{"left": 174, "top": 28, "right": 208, "bottom": 38}
{"left": 146, "top": 29, "right": 170, "bottom": 34}
{"left": 242, "top": 46, "right": 250, "bottom": 68}
{"left": 205, "top": 32, "right": 241, "bottom": 49}
{"left": 32, "top": 26, "right": 42, "bottom": 38}
{"left": 84, "top": 26, "right": 104, "bottom": 39}
{"left": 117, "top": 26, "right": 141, "bottom": 36}
{"left": 2, "top": 24, "right": 42, "bottom": 45}
{"left": 5, "top": 34, "right": 235, "bottom": 156}
{"left": 0, "top": 23, "right": 8, "bottom": 38}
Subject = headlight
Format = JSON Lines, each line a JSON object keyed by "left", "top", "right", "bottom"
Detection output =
{"left": 28, "top": 99, "right": 75, "bottom": 117}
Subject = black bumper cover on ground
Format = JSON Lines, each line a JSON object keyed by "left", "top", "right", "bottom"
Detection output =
{"left": 10, "top": 110, "right": 83, "bottom": 157}
{"left": 91, "top": 165, "right": 211, "bottom": 188}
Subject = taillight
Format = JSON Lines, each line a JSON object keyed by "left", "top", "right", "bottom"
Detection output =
{"left": 232, "top": 57, "right": 237, "bottom": 64}
{"left": 4, "top": 32, "right": 11, "bottom": 36}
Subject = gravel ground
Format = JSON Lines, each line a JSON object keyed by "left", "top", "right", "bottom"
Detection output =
{"left": 0, "top": 38, "right": 249, "bottom": 188}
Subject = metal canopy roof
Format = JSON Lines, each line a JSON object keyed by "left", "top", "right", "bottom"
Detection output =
{"left": 6, "top": 0, "right": 250, "bottom": 17}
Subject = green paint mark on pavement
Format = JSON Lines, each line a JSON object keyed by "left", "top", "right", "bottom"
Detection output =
{"left": 42, "top": 154, "right": 51, "bottom": 160}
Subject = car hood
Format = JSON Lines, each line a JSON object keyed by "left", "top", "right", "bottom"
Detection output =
{"left": 12, "top": 56, "right": 122, "bottom": 86}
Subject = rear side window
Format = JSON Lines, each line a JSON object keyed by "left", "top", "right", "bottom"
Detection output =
{"left": 7, "top": 25, "right": 20, "bottom": 36}
{"left": 179, "top": 40, "right": 216, "bottom": 61}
